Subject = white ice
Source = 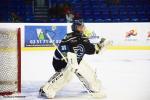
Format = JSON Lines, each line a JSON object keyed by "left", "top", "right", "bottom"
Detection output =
{"left": 1, "top": 50, "right": 150, "bottom": 100}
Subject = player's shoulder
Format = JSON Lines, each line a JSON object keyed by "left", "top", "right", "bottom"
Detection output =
{"left": 61, "top": 32, "right": 75, "bottom": 42}
{"left": 63, "top": 32, "right": 77, "bottom": 41}
{"left": 64, "top": 32, "right": 74, "bottom": 39}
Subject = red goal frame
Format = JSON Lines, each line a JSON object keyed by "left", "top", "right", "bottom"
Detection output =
{"left": 0, "top": 28, "right": 21, "bottom": 95}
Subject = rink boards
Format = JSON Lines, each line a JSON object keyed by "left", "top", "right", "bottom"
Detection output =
{"left": 0, "top": 23, "right": 150, "bottom": 51}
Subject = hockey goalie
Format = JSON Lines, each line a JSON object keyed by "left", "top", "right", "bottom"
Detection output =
{"left": 39, "top": 19, "right": 110, "bottom": 99}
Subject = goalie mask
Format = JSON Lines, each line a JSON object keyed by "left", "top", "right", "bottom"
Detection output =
{"left": 71, "top": 19, "right": 84, "bottom": 32}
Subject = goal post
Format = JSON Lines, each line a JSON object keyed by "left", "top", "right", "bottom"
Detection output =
{"left": 17, "top": 27, "right": 21, "bottom": 93}
{"left": 0, "top": 27, "right": 21, "bottom": 95}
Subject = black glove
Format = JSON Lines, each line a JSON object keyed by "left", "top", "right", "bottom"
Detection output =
{"left": 97, "top": 38, "right": 106, "bottom": 49}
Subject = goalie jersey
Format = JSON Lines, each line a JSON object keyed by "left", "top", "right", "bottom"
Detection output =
{"left": 53, "top": 31, "right": 96, "bottom": 72}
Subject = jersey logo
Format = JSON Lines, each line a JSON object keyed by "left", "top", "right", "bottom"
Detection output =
{"left": 73, "top": 44, "right": 85, "bottom": 59}
{"left": 61, "top": 45, "right": 67, "bottom": 51}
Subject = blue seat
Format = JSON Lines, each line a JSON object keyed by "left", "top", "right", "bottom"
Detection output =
{"left": 84, "top": 18, "right": 94, "bottom": 22}
{"left": 120, "top": 10, "right": 128, "bottom": 15}
{"left": 137, "top": 10, "right": 145, "bottom": 15}
{"left": 111, "top": 11, "right": 118, "bottom": 15}
{"left": 128, "top": 11, "right": 136, "bottom": 16}
{"left": 98, "top": 15, "right": 112, "bottom": 22}
{"left": 101, "top": 10, "right": 110, "bottom": 15}
{"left": 25, "top": 16, "right": 33, "bottom": 22}
{"left": 83, "top": 14, "right": 92, "bottom": 18}
{"left": 92, "top": 5, "right": 100, "bottom": 9}
{"left": 120, "top": 16, "right": 130, "bottom": 22}
{"left": 94, "top": 18, "right": 104, "bottom": 22}
{"left": 130, "top": 15, "right": 139, "bottom": 22}
{"left": 50, "top": 18, "right": 58, "bottom": 22}
{"left": 59, "top": 18, "right": 66, "bottom": 22}
{"left": 140, "top": 17, "right": 149, "bottom": 22}
{"left": 83, "top": 5, "right": 91, "bottom": 10}
{"left": 111, "top": 16, "right": 120, "bottom": 22}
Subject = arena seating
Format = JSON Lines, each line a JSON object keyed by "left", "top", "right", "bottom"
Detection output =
{"left": 0, "top": 0, "right": 149, "bottom": 22}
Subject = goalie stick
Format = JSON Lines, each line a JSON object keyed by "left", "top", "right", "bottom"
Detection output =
{"left": 46, "top": 33, "right": 107, "bottom": 98}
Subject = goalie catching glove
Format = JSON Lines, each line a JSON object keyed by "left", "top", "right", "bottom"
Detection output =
{"left": 95, "top": 38, "right": 113, "bottom": 54}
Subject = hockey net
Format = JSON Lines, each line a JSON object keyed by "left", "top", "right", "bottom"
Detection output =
{"left": 0, "top": 28, "right": 21, "bottom": 95}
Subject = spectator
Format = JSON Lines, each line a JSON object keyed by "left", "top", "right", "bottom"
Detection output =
{"left": 48, "top": 1, "right": 73, "bottom": 20}
{"left": 63, "top": 1, "right": 72, "bottom": 14}
{"left": 63, "top": 1, "right": 74, "bottom": 22}
{"left": 73, "top": 13, "right": 81, "bottom": 20}
{"left": 10, "top": 12, "right": 21, "bottom": 22}
{"left": 66, "top": 10, "right": 74, "bottom": 22}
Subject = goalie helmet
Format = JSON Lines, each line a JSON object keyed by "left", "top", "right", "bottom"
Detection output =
{"left": 71, "top": 19, "right": 84, "bottom": 32}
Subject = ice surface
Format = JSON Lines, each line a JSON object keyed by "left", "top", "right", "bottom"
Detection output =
{"left": 1, "top": 50, "right": 150, "bottom": 100}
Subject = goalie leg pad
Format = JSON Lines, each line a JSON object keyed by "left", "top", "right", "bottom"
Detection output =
{"left": 40, "top": 52, "right": 78, "bottom": 98}
{"left": 76, "top": 60, "right": 101, "bottom": 92}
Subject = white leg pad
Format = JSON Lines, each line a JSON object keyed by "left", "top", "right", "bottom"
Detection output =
{"left": 42, "top": 52, "right": 78, "bottom": 98}
{"left": 76, "top": 60, "right": 101, "bottom": 92}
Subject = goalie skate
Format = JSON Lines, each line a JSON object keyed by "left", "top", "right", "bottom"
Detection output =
{"left": 89, "top": 91, "right": 106, "bottom": 99}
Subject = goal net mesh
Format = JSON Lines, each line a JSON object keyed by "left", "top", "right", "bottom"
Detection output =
{"left": 0, "top": 28, "right": 20, "bottom": 95}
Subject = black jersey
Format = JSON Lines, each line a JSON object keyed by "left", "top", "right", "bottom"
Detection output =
{"left": 53, "top": 31, "right": 96, "bottom": 72}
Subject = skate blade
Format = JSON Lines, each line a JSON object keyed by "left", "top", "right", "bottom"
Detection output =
{"left": 89, "top": 92, "right": 107, "bottom": 99}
